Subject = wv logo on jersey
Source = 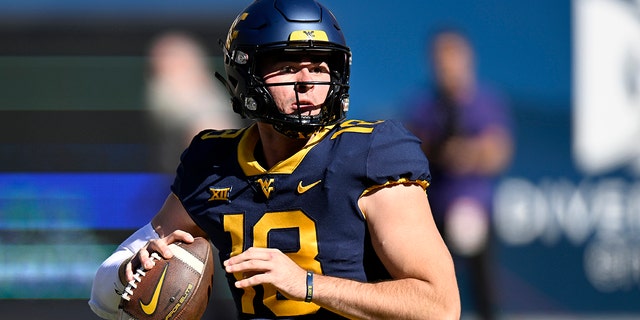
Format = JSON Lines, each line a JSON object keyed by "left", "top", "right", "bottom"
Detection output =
{"left": 256, "top": 177, "right": 275, "bottom": 199}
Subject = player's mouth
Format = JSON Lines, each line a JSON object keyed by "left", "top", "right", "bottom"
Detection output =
{"left": 292, "top": 101, "right": 320, "bottom": 115}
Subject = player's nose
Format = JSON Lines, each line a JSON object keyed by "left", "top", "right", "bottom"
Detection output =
{"left": 294, "top": 68, "right": 314, "bottom": 93}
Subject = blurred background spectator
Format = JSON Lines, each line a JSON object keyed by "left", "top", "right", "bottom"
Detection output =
{"left": 403, "top": 28, "right": 514, "bottom": 320}
{"left": 146, "top": 31, "right": 241, "bottom": 173}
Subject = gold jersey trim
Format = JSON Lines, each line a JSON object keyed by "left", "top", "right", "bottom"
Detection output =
{"left": 359, "top": 179, "right": 430, "bottom": 220}
{"left": 361, "top": 178, "right": 430, "bottom": 198}
{"left": 237, "top": 124, "right": 334, "bottom": 176}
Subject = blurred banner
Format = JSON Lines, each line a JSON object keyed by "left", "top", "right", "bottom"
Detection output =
{"left": 0, "top": 173, "right": 170, "bottom": 298}
{"left": 573, "top": 0, "right": 640, "bottom": 176}
{"left": 485, "top": 0, "right": 640, "bottom": 316}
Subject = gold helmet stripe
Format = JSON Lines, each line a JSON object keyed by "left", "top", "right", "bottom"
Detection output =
{"left": 289, "top": 30, "right": 329, "bottom": 41}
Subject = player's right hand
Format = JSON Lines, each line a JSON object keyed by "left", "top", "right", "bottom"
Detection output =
{"left": 123, "top": 230, "right": 195, "bottom": 283}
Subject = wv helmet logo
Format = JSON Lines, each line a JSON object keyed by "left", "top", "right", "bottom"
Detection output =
{"left": 289, "top": 30, "right": 329, "bottom": 42}
{"left": 303, "top": 30, "right": 316, "bottom": 39}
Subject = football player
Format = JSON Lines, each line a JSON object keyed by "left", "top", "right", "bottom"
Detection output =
{"left": 89, "top": 0, "right": 460, "bottom": 319}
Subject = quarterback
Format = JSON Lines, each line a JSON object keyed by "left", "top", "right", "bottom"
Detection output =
{"left": 89, "top": 0, "right": 460, "bottom": 319}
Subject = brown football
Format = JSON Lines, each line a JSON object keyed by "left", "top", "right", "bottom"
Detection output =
{"left": 118, "top": 237, "right": 214, "bottom": 320}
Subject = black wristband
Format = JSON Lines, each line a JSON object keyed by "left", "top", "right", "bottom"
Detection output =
{"left": 305, "top": 271, "right": 314, "bottom": 303}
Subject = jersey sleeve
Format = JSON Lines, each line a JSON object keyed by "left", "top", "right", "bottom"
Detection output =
{"left": 171, "top": 130, "right": 204, "bottom": 200}
{"left": 365, "top": 120, "right": 431, "bottom": 191}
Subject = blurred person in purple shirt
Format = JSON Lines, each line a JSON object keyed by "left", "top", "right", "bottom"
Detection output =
{"left": 404, "top": 28, "right": 514, "bottom": 320}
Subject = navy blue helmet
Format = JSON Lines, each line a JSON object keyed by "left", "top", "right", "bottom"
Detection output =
{"left": 216, "top": 0, "right": 352, "bottom": 138}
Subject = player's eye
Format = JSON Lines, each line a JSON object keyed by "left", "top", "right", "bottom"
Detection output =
{"left": 310, "top": 62, "right": 330, "bottom": 75}
{"left": 311, "top": 66, "right": 325, "bottom": 74}
{"left": 280, "top": 65, "right": 297, "bottom": 73}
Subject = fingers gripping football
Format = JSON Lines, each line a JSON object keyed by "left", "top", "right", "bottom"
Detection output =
{"left": 118, "top": 236, "right": 214, "bottom": 320}
{"left": 125, "top": 231, "right": 195, "bottom": 283}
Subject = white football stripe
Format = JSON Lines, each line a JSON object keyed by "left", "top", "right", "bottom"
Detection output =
{"left": 169, "top": 243, "right": 204, "bottom": 274}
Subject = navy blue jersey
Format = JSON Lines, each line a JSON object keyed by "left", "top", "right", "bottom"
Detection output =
{"left": 171, "top": 119, "right": 430, "bottom": 319}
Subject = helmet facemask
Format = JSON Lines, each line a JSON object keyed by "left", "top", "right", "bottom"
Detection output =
{"left": 239, "top": 44, "right": 350, "bottom": 138}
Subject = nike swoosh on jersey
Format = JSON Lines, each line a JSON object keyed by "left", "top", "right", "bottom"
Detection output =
{"left": 297, "top": 180, "right": 322, "bottom": 194}
{"left": 140, "top": 263, "right": 168, "bottom": 315}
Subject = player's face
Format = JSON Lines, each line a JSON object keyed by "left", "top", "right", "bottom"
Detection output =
{"left": 261, "top": 59, "right": 331, "bottom": 117}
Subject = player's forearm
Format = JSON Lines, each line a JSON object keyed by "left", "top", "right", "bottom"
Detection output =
{"left": 89, "top": 248, "right": 135, "bottom": 319}
{"left": 311, "top": 274, "right": 460, "bottom": 320}
{"left": 89, "top": 223, "right": 160, "bottom": 319}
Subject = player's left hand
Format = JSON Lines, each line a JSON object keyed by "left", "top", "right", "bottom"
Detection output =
{"left": 223, "top": 247, "right": 307, "bottom": 301}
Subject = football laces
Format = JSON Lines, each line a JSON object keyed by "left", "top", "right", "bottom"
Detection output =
{"left": 121, "top": 252, "right": 162, "bottom": 301}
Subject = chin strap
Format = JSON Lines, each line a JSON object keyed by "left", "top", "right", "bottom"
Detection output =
{"left": 272, "top": 122, "right": 319, "bottom": 139}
